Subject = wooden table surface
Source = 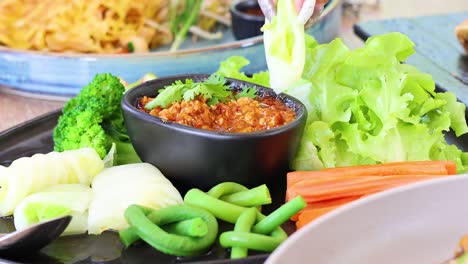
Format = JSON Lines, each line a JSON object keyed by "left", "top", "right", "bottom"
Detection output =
{"left": 1, "top": 0, "right": 467, "bottom": 133}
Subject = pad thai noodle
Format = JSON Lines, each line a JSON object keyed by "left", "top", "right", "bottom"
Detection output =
{"left": 0, "top": 0, "right": 232, "bottom": 53}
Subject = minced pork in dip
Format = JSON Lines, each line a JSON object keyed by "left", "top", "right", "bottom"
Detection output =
{"left": 137, "top": 95, "right": 296, "bottom": 133}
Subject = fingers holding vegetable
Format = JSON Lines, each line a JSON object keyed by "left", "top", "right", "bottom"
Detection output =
{"left": 260, "top": 0, "right": 329, "bottom": 24}
{"left": 295, "top": 0, "right": 305, "bottom": 13}
{"left": 271, "top": 0, "right": 314, "bottom": 24}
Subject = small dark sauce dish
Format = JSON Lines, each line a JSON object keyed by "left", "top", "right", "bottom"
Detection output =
{"left": 230, "top": 0, "right": 266, "bottom": 40}
{"left": 122, "top": 75, "right": 307, "bottom": 194}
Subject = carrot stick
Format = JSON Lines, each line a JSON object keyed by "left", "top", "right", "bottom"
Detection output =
{"left": 294, "top": 192, "right": 392, "bottom": 228}
{"left": 321, "top": 160, "right": 456, "bottom": 174}
{"left": 287, "top": 174, "right": 448, "bottom": 203}
{"left": 287, "top": 160, "right": 456, "bottom": 188}
{"left": 307, "top": 195, "right": 362, "bottom": 209}
{"left": 286, "top": 175, "right": 373, "bottom": 201}
{"left": 286, "top": 175, "right": 386, "bottom": 202}
{"left": 290, "top": 195, "right": 362, "bottom": 221}
{"left": 289, "top": 176, "right": 438, "bottom": 202}
{"left": 296, "top": 206, "right": 339, "bottom": 229}
{"left": 287, "top": 176, "right": 390, "bottom": 202}
{"left": 287, "top": 161, "right": 457, "bottom": 229}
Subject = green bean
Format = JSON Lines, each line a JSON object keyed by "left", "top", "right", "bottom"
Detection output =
{"left": 119, "top": 213, "right": 209, "bottom": 247}
{"left": 219, "top": 231, "right": 284, "bottom": 252}
{"left": 162, "top": 217, "right": 208, "bottom": 237}
{"left": 119, "top": 227, "right": 139, "bottom": 248}
{"left": 206, "top": 182, "right": 268, "bottom": 211}
{"left": 207, "top": 182, "right": 249, "bottom": 198}
{"left": 256, "top": 212, "right": 288, "bottom": 240}
{"left": 220, "top": 210, "right": 287, "bottom": 258}
{"left": 119, "top": 206, "right": 157, "bottom": 247}
{"left": 123, "top": 204, "right": 218, "bottom": 256}
{"left": 220, "top": 184, "right": 272, "bottom": 207}
{"left": 184, "top": 188, "right": 250, "bottom": 223}
{"left": 253, "top": 196, "right": 306, "bottom": 235}
{"left": 231, "top": 207, "right": 257, "bottom": 259}
{"left": 270, "top": 227, "right": 288, "bottom": 241}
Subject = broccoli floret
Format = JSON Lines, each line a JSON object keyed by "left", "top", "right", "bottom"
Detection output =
{"left": 53, "top": 74, "right": 141, "bottom": 165}
{"left": 54, "top": 101, "right": 110, "bottom": 158}
{"left": 66, "top": 73, "right": 125, "bottom": 118}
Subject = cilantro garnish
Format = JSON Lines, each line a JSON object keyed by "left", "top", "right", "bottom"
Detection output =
{"left": 144, "top": 74, "right": 258, "bottom": 110}
{"left": 235, "top": 86, "right": 257, "bottom": 100}
{"left": 127, "top": 42, "right": 135, "bottom": 53}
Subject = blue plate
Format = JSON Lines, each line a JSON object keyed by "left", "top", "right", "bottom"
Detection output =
{"left": 0, "top": 0, "right": 342, "bottom": 98}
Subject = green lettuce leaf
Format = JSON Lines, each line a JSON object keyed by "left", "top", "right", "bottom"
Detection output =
{"left": 215, "top": 56, "right": 269, "bottom": 87}
{"left": 291, "top": 38, "right": 355, "bottom": 125}
{"left": 435, "top": 92, "right": 468, "bottom": 136}
{"left": 262, "top": 0, "right": 305, "bottom": 92}
{"left": 213, "top": 31, "right": 468, "bottom": 173}
{"left": 430, "top": 141, "right": 468, "bottom": 172}
{"left": 289, "top": 32, "right": 468, "bottom": 172}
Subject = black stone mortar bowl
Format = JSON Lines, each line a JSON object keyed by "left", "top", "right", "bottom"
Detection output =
{"left": 122, "top": 74, "right": 307, "bottom": 194}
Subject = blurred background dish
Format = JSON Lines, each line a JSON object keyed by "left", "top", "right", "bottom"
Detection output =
{"left": 230, "top": 0, "right": 265, "bottom": 40}
{"left": 0, "top": 0, "right": 231, "bottom": 54}
{"left": 0, "top": 0, "right": 341, "bottom": 99}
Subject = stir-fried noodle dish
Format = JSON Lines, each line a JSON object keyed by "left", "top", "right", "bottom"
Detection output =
{"left": 0, "top": 0, "right": 232, "bottom": 53}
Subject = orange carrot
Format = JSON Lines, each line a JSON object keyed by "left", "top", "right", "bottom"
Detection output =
{"left": 290, "top": 195, "right": 362, "bottom": 221}
{"left": 287, "top": 161, "right": 458, "bottom": 229}
{"left": 293, "top": 193, "right": 394, "bottom": 227}
{"left": 287, "top": 176, "right": 383, "bottom": 202}
{"left": 287, "top": 160, "right": 456, "bottom": 189}
{"left": 287, "top": 174, "right": 449, "bottom": 203}
{"left": 286, "top": 175, "right": 369, "bottom": 201}
{"left": 307, "top": 195, "right": 363, "bottom": 209}
{"left": 296, "top": 206, "right": 339, "bottom": 229}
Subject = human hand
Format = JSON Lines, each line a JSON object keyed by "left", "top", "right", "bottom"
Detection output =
{"left": 260, "top": 0, "right": 330, "bottom": 25}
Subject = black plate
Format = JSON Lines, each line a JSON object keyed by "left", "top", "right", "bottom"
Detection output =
{"left": 3, "top": 104, "right": 468, "bottom": 263}
{"left": 0, "top": 110, "right": 295, "bottom": 264}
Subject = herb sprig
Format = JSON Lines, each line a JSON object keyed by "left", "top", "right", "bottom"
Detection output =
{"left": 169, "top": 0, "right": 203, "bottom": 52}
{"left": 144, "top": 74, "right": 257, "bottom": 110}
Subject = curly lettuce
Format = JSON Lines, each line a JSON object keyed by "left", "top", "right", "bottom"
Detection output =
{"left": 290, "top": 33, "right": 468, "bottom": 172}
{"left": 216, "top": 32, "right": 468, "bottom": 173}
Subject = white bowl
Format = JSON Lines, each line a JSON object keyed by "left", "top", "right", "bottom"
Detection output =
{"left": 267, "top": 174, "right": 468, "bottom": 264}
